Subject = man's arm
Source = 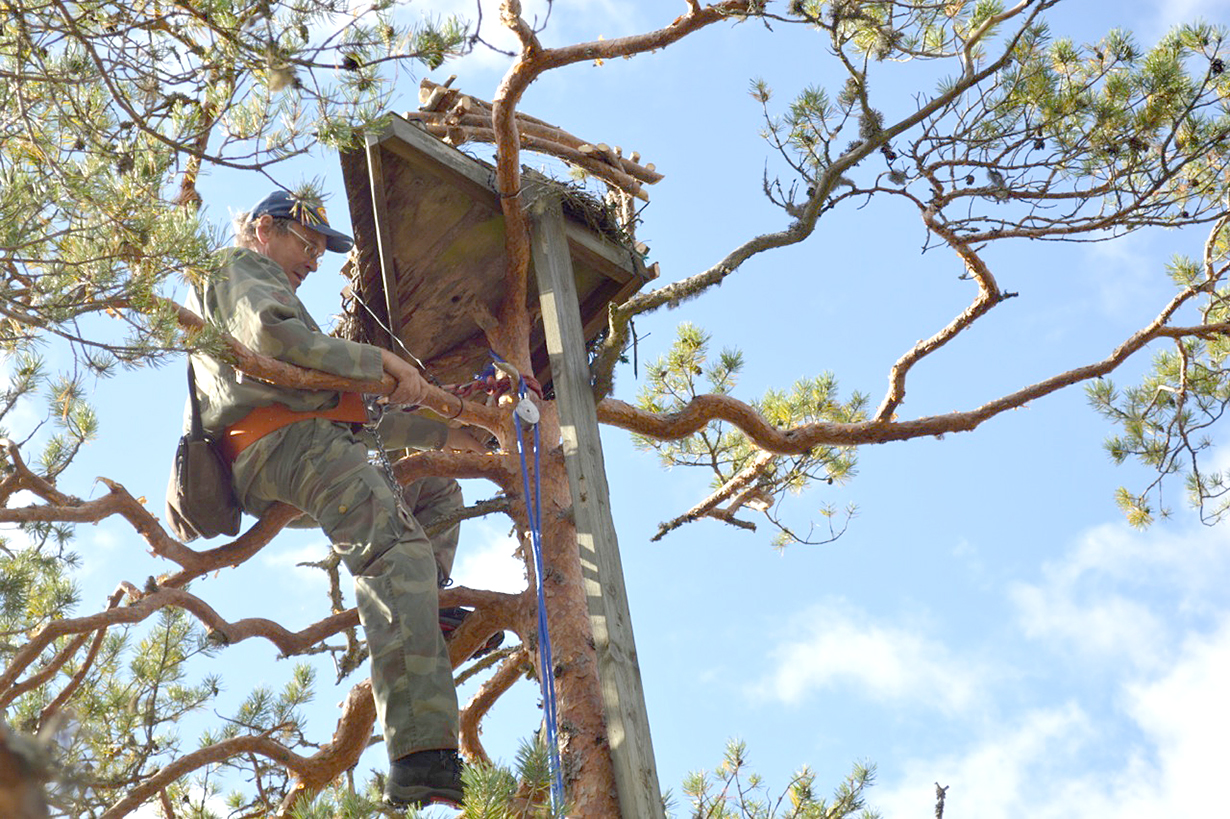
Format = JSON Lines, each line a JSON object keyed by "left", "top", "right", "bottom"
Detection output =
{"left": 212, "top": 249, "right": 384, "bottom": 382}
{"left": 380, "top": 349, "right": 428, "bottom": 406}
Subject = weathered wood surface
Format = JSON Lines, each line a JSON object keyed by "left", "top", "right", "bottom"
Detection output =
{"left": 339, "top": 115, "right": 653, "bottom": 388}
{"left": 530, "top": 194, "right": 664, "bottom": 819}
{"left": 363, "top": 134, "right": 403, "bottom": 350}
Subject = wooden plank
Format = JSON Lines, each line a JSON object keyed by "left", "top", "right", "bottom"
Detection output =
{"left": 379, "top": 115, "right": 647, "bottom": 288}
{"left": 562, "top": 220, "right": 638, "bottom": 285}
{"left": 345, "top": 117, "right": 657, "bottom": 390}
{"left": 377, "top": 115, "right": 500, "bottom": 205}
{"left": 528, "top": 193, "right": 664, "bottom": 819}
{"left": 364, "top": 135, "right": 404, "bottom": 348}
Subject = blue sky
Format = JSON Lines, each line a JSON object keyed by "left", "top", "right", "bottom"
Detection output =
{"left": 15, "top": 1, "right": 1230, "bottom": 816}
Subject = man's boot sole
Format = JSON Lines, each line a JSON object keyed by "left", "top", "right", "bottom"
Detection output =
{"left": 384, "top": 784, "right": 463, "bottom": 809}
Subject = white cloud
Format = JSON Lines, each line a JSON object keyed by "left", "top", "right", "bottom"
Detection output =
{"left": 874, "top": 514, "right": 1230, "bottom": 819}
{"left": 1122, "top": 619, "right": 1230, "bottom": 813}
{"left": 874, "top": 613, "right": 1230, "bottom": 819}
{"left": 452, "top": 520, "right": 526, "bottom": 593}
{"left": 1010, "top": 582, "right": 1164, "bottom": 668}
{"left": 754, "top": 599, "right": 987, "bottom": 715}
{"left": 260, "top": 539, "right": 334, "bottom": 602}
{"left": 261, "top": 539, "right": 332, "bottom": 570}
{"left": 875, "top": 703, "right": 1094, "bottom": 819}
{"left": 1080, "top": 233, "right": 1165, "bottom": 322}
{"left": 1009, "top": 522, "right": 1230, "bottom": 668}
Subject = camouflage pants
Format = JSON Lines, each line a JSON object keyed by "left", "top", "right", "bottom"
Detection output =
{"left": 402, "top": 473, "right": 463, "bottom": 587}
{"left": 231, "top": 418, "right": 459, "bottom": 759}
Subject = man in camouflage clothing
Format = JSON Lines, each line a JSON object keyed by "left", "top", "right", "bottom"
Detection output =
{"left": 187, "top": 190, "right": 483, "bottom": 807}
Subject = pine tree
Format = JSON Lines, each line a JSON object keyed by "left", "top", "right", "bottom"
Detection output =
{"left": 3, "top": 2, "right": 1230, "bottom": 817}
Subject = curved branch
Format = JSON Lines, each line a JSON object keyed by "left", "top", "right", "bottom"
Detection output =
{"left": 651, "top": 451, "right": 775, "bottom": 541}
{"left": 0, "top": 632, "right": 93, "bottom": 709}
{"left": 159, "top": 503, "right": 301, "bottom": 588}
{"left": 874, "top": 215, "right": 1003, "bottom": 422}
{"left": 0, "top": 446, "right": 298, "bottom": 589}
{"left": 422, "top": 496, "right": 515, "bottom": 539}
{"left": 444, "top": 586, "right": 531, "bottom": 668}
{"left": 3, "top": 576, "right": 527, "bottom": 715}
{"left": 490, "top": 1, "right": 758, "bottom": 378}
{"left": 97, "top": 680, "right": 376, "bottom": 819}
{"left": 1, "top": 587, "right": 362, "bottom": 701}
{"left": 37, "top": 588, "right": 127, "bottom": 728}
{"left": 459, "top": 648, "right": 534, "bottom": 765}
{"left": 588, "top": 1, "right": 1052, "bottom": 397}
{"left": 0, "top": 439, "right": 75, "bottom": 507}
{"left": 392, "top": 449, "right": 520, "bottom": 493}
{"left": 597, "top": 308, "right": 1230, "bottom": 451}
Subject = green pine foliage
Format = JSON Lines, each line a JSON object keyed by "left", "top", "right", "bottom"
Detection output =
{"left": 635, "top": 324, "right": 865, "bottom": 546}
{"left": 1088, "top": 250, "right": 1230, "bottom": 527}
{"left": 757, "top": 4, "right": 1229, "bottom": 246}
{"left": 282, "top": 735, "right": 568, "bottom": 819}
{"left": 754, "top": 4, "right": 1230, "bottom": 530}
{"left": 194, "top": 664, "right": 321, "bottom": 815}
{"left": 286, "top": 736, "right": 879, "bottom": 819}
{"left": 1, "top": 1, "right": 469, "bottom": 813}
{"left": 0, "top": 0, "right": 468, "bottom": 372}
{"left": 682, "top": 740, "right": 880, "bottom": 819}
{"left": 5, "top": 0, "right": 1230, "bottom": 813}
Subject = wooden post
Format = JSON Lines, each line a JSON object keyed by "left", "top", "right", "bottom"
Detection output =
{"left": 528, "top": 194, "right": 664, "bottom": 819}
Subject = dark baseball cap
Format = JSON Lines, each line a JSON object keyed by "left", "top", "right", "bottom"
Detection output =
{"left": 249, "top": 190, "right": 354, "bottom": 253}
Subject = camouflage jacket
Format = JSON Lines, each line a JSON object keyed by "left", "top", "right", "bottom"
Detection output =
{"left": 186, "top": 247, "right": 446, "bottom": 451}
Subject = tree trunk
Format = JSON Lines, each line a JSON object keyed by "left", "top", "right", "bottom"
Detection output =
{"left": 0, "top": 721, "right": 50, "bottom": 819}
{"left": 537, "top": 431, "right": 621, "bottom": 816}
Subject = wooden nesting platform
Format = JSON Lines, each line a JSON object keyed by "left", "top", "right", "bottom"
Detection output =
{"left": 338, "top": 114, "right": 654, "bottom": 388}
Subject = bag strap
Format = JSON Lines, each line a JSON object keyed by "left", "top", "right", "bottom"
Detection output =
{"left": 187, "top": 360, "right": 206, "bottom": 440}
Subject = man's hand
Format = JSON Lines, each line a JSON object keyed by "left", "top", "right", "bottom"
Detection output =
{"left": 380, "top": 350, "right": 428, "bottom": 406}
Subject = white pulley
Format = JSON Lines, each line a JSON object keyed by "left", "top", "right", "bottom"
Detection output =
{"left": 515, "top": 396, "right": 540, "bottom": 425}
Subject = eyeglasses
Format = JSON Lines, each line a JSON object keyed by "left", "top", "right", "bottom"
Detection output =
{"left": 287, "top": 224, "right": 326, "bottom": 262}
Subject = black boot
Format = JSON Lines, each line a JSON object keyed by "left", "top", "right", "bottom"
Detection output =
{"left": 384, "top": 748, "right": 464, "bottom": 808}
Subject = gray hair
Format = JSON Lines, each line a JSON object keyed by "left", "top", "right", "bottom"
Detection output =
{"left": 232, "top": 211, "right": 296, "bottom": 249}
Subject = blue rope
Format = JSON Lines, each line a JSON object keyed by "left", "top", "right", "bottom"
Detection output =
{"left": 501, "top": 352, "right": 566, "bottom": 811}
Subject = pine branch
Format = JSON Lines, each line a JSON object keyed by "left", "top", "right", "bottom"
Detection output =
{"left": 96, "top": 680, "right": 376, "bottom": 819}
{"left": 460, "top": 647, "right": 534, "bottom": 766}
{"left": 651, "top": 451, "right": 775, "bottom": 541}
{"left": 596, "top": 294, "right": 1230, "bottom": 453}
{"left": 589, "top": 1, "right": 1054, "bottom": 398}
